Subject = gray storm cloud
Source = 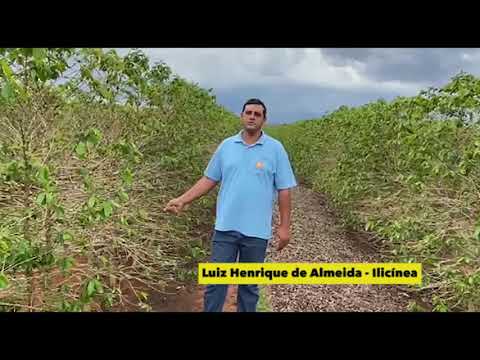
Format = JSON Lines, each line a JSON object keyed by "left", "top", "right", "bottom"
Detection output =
{"left": 321, "top": 48, "right": 480, "bottom": 84}
{"left": 114, "top": 48, "right": 480, "bottom": 123}
{"left": 238, "top": 48, "right": 308, "bottom": 77}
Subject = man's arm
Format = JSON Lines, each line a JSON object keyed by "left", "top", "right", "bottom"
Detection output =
{"left": 276, "top": 189, "right": 292, "bottom": 250}
{"left": 278, "top": 189, "right": 291, "bottom": 227}
{"left": 274, "top": 143, "right": 297, "bottom": 251}
{"left": 164, "top": 176, "right": 218, "bottom": 214}
{"left": 178, "top": 176, "right": 218, "bottom": 205}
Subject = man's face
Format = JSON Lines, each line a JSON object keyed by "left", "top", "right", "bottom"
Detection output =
{"left": 241, "top": 104, "right": 266, "bottom": 132}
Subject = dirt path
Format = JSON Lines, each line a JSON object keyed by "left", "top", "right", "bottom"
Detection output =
{"left": 265, "top": 185, "right": 413, "bottom": 312}
{"left": 148, "top": 185, "right": 414, "bottom": 312}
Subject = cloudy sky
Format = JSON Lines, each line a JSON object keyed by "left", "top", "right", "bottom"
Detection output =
{"left": 117, "top": 48, "right": 480, "bottom": 124}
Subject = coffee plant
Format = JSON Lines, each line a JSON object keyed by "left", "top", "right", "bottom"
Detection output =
{"left": 266, "top": 73, "right": 480, "bottom": 311}
{"left": 0, "top": 48, "right": 238, "bottom": 311}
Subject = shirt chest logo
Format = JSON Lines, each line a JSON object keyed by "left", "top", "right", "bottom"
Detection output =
{"left": 255, "top": 161, "right": 264, "bottom": 169}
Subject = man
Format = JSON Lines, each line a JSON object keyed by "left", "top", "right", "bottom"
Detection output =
{"left": 164, "top": 98, "right": 297, "bottom": 312}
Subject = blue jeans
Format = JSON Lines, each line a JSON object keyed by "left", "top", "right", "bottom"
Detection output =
{"left": 203, "top": 230, "right": 268, "bottom": 312}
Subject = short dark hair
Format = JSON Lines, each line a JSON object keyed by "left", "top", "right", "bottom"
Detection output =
{"left": 242, "top": 98, "right": 267, "bottom": 118}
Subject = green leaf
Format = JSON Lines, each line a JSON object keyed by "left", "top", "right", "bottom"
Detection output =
{"left": 97, "top": 83, "right": 112, "bottom": 101}
{"left": 87, "top": 279, "right": 96, "bottom": 297}
{"left": 75, "top": 142, "right": 87, "bottom": 158}
{"left": 32, "top": 48, "right": 46, "bottom": 64}
{"left": 35, "top": 67, "right": 49, "bottom": 82}
{"left": 87, "top": 196, "right": 96, "bottom": 208}
{"left": 60, "top": 257, "right": 74, "bottom": 273}
{"left": 39, "top": 166, "right": 50, "bottom": 183}
{"left": 103, "top": 202, "right": 113, "bottom": 218}
{"left": 0, "top": 273, "right": 8, "bottom": 289}
{"left": 0, "top": 59, "right": 14, "bottom": 80}
{"left": 20, "top": 48, "right": 33, "bottom": 57}
{"left": 1, "top": 82, "right": 14, "bottom": 101}
{"left": 36, "top": 192, "right": 46, "bottom": 206}
{"left": 365, "top": 220, "right": 375, "bottom": 231}
{"left": 121, "top": 168, "right": 133, "bottom": 186}
{"left": 46, "top": 192, "right": 54, "bottom": 206}
{"left": 62, "top": 232, "right": 73, "bottom": 242}
{"left": 86, "top": 128, "right": 102, "bottom": 145}
{"left": 95, "top": 280, "right": 104, "bottom": 294}
{"left": 474, "top": 226, "right": 480, "bottom": 241}
{"left": 55, "top": 206, "right": 65, "bottom": 219}
{"left": 0, "top": 240, "right": 9, "bottom": 256}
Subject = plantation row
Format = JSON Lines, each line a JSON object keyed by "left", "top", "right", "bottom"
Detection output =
{"left": 0, "top": 48, "right": 239, "bottom": 311}
{"left": 267, "top": 72, "right": 480, "bottom": 311}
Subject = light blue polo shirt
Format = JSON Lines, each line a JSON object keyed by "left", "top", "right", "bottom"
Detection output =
{"left": 204, "top": 130, "right": 297, "bottom": 240}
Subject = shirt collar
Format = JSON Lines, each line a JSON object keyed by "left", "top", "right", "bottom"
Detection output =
{"left": 234, "top": 130, "right": 266, "bottom": 145}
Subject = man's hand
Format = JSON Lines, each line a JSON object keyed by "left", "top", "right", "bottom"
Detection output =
{"left": 163, "top": 177, "right": 217, "bottom": 215}
{"left": 163, "top": 197, "right": 185, "bottom": 214}
{"left": 276, "top": 224, "right": 290, "bottom": 251}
